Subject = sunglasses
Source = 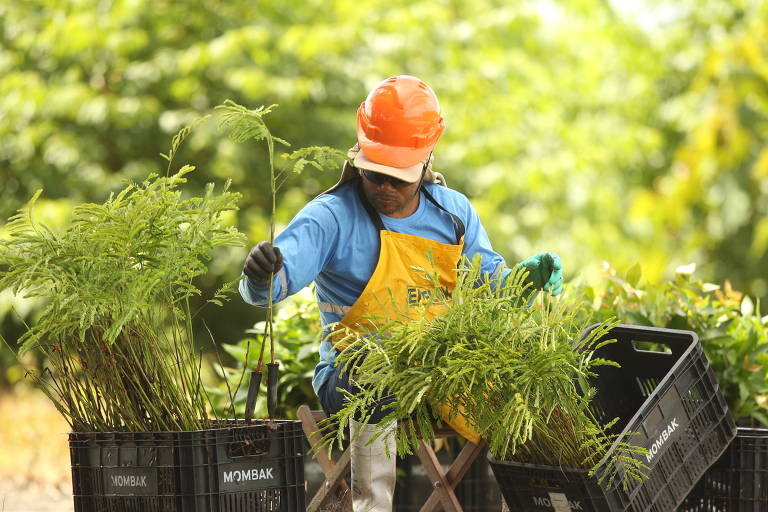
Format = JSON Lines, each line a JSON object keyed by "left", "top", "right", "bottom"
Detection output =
{"left": 360, "top": 169, "right": 412, "bottom": 188}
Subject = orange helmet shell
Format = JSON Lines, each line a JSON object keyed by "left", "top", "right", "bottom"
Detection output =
{"left": 356, "top": 75, "right": 445, "bottom": 168}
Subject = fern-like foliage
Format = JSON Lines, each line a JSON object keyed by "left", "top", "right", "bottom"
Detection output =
{"left": 160, "top": 114, "right": 212, "bottom": 174}
{"left": 0, "top": 123, "right": 245, "bottom": 432}
{"left": 319, "top": 256, "right": 649, "bottom": 491}
{"left": 215, "top": 100, "right": 289, "bottom": 148}
{"left": 282, "top": 146, "right": 347, "bottom": 176}
{"left": 214, "top": 99, "right": 346, "bottom": 370}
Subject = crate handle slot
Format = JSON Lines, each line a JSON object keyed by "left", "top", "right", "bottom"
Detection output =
{"left": 631, "top": 340, "right": 673, "bottom": 354}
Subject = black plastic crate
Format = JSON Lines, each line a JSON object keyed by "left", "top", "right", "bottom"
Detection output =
{"left": 679, "top": 427, "right": 768, "bottom": 511}
{"left": 70, "top": 431, "right": 180, "bottom": 512}
{"left": 69, "top": 420, "right": 305, "bottom": 512}
{"left": 489, "top": 324, "right": 736, "bottom": 512}
{"left": 178, "top": 419, "right": 305, "bottom": 512}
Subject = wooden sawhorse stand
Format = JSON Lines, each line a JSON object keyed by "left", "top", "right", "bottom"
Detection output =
{"left": 297, "top": 405, "right": 486, "bottom": 512}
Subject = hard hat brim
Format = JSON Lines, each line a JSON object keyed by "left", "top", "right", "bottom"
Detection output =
{"left": 350, "top": 145, "right": 428, "bottom": 183}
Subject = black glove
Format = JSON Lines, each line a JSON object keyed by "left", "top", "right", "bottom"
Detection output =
{"left": 243, "top": 241, "right": 284, "bottom": 285}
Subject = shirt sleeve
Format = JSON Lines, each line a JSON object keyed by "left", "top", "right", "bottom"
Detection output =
{"left": 459, "top": 196, "right": 512, "bottom": 282}
{"left": 239, "top": 199, "right": 340, "bottom": 307}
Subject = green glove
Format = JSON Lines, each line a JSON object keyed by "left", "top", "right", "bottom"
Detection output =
{"left": 519, "top": 252, "right": 564, "bottom": 296}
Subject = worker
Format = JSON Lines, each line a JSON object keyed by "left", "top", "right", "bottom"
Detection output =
{"left": 239, "top": 75, "right": 563, "bottom": 512}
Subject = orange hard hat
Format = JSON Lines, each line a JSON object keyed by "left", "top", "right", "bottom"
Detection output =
{"left": 356, "top": 75, "right": 445, "bottom": 169}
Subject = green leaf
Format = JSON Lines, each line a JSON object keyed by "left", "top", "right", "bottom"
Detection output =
{"left": 626, "top": 263, "right": 642, "bottom": 288}
{"left": 625, "top": 312, "right": 653, "bottom": 326}
{"left": 222, "top": 343, "right": 248, "bottom": 361}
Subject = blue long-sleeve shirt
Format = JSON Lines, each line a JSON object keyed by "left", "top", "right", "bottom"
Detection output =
{"left": 239, "top": 179, "right": 510, "bottom": 395}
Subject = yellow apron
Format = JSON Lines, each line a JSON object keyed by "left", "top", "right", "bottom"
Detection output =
{"left": 331, "top": 180, "right": 480, "bottom": 443}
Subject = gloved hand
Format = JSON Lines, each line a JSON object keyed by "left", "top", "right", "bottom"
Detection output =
{"left": 243, "top": 241, "right": 284, "bottom": 285}
{"left": 519, "top": 252, "right": 563, "bottom": 296}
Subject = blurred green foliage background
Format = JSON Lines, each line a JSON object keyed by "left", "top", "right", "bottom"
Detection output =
{"left": 1, "top": 0, "right": 767, "bottom": 388}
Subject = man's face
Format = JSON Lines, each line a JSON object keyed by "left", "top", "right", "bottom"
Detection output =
{"left": 359, "top": 169, "right": 421, "bottom": 218}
